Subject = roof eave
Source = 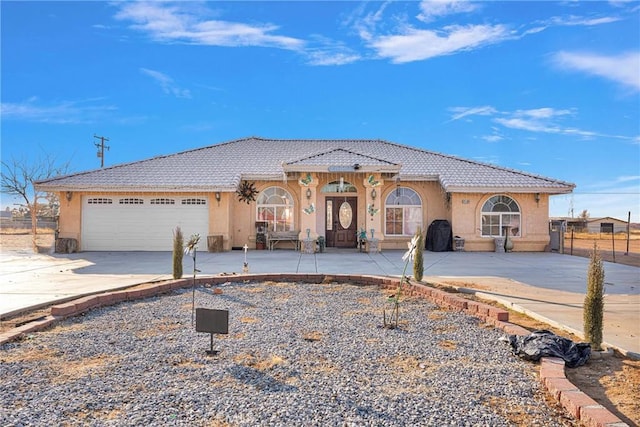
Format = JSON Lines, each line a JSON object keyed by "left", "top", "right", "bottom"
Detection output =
{"left": 34, "top": 184, "right": 239, "bottom": 193}
{"left": 443, "top": 185, "right": 575, "bottom": 194}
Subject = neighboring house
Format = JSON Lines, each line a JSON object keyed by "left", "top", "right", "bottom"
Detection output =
{"left": 585, "top": 217, "right": 629, "bottom": 234}
{"left": 35, "top": 137, "right": 574, "bottom": 252}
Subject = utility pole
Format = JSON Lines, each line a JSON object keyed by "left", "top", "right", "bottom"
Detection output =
{"left": 93, "top": 134, "right": 110, "bottom": 168}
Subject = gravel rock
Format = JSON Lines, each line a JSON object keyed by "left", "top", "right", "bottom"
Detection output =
{"left": 1, "top": 282, "right": 575, "bottom": 426}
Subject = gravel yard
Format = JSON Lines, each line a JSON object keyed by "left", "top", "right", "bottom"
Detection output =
{"left": 1, "top": 281, "right": 575, "bottom": 426}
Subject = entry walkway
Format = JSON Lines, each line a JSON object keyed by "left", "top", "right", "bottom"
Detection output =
{"left": 1, "top": 249, "right": 638, "bottom": 356}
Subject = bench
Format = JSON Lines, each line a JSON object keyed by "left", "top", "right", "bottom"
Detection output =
{"left": 267, "top": 230, "right": 300, "bottom": 251}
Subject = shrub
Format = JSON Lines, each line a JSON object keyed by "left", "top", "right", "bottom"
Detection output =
{"left": 584, "top": 242, "right": 605, "bottom": 350}
{"left": 413, "top": 227, "right": 424, "bottom": 282}
{"left": 173, "top": 226, "right": 184, "bottom": 279}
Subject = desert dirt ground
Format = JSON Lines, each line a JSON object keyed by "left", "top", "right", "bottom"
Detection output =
{"left": 1, "top": 230, "right": 639, "bottom": 425}
{"left": 564, "top": 233, "right": 640, "bottom": 267}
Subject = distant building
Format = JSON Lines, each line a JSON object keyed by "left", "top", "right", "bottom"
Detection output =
{"left": 585, "top": 217, "right": 629, "bottom": 234}
{"left": 551, "top": 216, "right": 631, "bottom": 234}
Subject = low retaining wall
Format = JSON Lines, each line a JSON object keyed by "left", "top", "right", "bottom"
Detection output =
{"left": 0, "top": 273, "right": 628, "bottom": 427}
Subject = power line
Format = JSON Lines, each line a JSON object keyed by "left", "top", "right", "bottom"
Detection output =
{"left": 93, "top": 134, "right": 110, "bottom": 168}
{"left": 554, "top": 192, "right": 639, "bottom": 195}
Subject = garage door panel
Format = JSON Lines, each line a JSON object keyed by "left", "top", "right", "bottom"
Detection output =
{"left": 82, "top": 196, "right": 208, "bottom": 251}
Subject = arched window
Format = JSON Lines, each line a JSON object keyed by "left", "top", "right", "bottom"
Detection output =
{"left": 321, "top": 180, "right": 357, "bottom": 193}
{"left": 481, "top": 195, "right": 521, "bottom": 237}
{"left": 257, "top": 187, "right": 294, "bottom": 232}
{"left": 385, "top": 187, "right": 422, "bottom": 236}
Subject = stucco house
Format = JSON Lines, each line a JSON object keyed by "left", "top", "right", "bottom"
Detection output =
{"left": 36, "top": 137, "right": 575, "bottom": 252}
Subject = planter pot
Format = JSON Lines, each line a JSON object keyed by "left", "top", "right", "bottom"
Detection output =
{"left": 504, "top": 235, "right": 514, "bottom": 252}
{"left": 256, "top": 242, "right": 266, "bottom": 250}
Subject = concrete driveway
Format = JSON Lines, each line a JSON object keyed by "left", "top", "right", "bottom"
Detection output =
{"left": 1, "top": 249, "right": 638, "bottom": 356}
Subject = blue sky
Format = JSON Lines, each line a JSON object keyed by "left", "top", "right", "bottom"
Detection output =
{"left": 2, "top": 1, "right": 639, "bottom": 221}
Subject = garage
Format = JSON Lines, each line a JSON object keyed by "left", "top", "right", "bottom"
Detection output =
{"left": 81, "top": 196, "right": 209, "bottom": 251}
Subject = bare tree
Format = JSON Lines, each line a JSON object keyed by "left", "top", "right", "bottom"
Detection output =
{"left": 1, "top": 155, "right": 69, "bottom": 252}
{"left": 579, "top": 209, "right": 590, "bottom": 220}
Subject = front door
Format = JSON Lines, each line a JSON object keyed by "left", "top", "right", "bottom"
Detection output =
{"left": 325, "top": 197, "right": 357, "bottom": 248}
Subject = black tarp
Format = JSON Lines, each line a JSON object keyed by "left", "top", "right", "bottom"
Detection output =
{"left": 505, "top": 330, "right": 591, "bottom": 368}
{"left": 426, "top": 220, "right": 453, "bottom": 252}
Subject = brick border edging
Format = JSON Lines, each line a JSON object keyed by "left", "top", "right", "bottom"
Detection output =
{"left": 0, "top": 273, "right": 628, "bottom": 426}
{"left": 540, "top": 357, "right": 628, "bottom": 427}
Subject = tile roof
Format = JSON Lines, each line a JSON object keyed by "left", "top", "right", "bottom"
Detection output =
{"left": 284, "top": 148, "right": 399, "bottom": 171}
{"left": 36, "top": 137, "right": 575, "bottom": 194}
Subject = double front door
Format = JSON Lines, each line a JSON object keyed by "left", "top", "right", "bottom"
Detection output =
{"left": 325, "top": 197, "right": 357, "bottom": 248}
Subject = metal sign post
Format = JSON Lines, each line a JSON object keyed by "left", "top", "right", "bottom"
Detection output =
{"left": 195, "top": 308, "right": 229, "bottom": 355}
{"left": 184, "top": 234, "right": 201, "bottom": 325}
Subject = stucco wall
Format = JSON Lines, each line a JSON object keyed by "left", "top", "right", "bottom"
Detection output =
{"left": 57, "top": 191, "right": 82, "bottom": 242}
{"left": 57, "top": 185, "right": 553, "bottom": 252}
{"left": 451, "top": 192, "right": 550, "bottom": 252}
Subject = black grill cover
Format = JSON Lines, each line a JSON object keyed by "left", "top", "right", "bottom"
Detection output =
{"left": 426, "top": 220, "right": 453, "bottom": 252}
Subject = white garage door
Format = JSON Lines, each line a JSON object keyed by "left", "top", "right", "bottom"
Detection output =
{"left": 82, "top": 196, "right": 209, "bottom": 251}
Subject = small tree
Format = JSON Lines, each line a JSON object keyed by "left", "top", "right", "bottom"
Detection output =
{"left": 1, "top": 154, "right": 69, "bottom": 252}
{"left": 172, "top": 226, "right": 184, "bottom": 279}
{"left": 413, "top": 227, "right": 424, "bottom": 282}
{"left": 584, "top": 242, "right": 605, "bottom": 351}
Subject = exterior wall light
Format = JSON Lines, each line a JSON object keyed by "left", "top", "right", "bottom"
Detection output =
{"left": 65, "top": 191, "right": 73, "bottom": 202}
{"left": 534, "top": 192, "right": 540, "bottom": 206}
{"left": 215, "top": 192, "right": 221, "bottom": 206}
{"left": 306, "top": 188, "right": 312, "bottom": 200}
{"left": 371, "top": 188, "right": 377, "bottom": 200}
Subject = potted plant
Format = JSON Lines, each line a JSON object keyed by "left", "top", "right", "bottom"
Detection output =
{"left": 256, "top": 232, "right": 266, "bottom": 250}
{"left": 255, "top": 221, "right": 267, "bottom": 250}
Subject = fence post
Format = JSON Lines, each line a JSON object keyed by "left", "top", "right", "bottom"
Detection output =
{"left": 612, "top": 230, "right": 616, "bottom": 263}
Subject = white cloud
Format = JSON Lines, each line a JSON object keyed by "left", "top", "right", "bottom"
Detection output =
{"left": 494, "top": 108, "right": 602, "bottom": 138}
{"left": 306, "top": 50, "right": 361, "bottom": 66}
{"left": 0, "top": 97, "right": 116, "bottom": 124}
{"left": 550, "top": 15, "right": 621, "bottom": 26}
{"left": 448, "top": 105, "right": 497, "bottom": 121}
{"left": 352, "top": 2, "right": 391, "bottom": 42}
{"left": 481, "top": 134, "right": 503, "bottom": 142}
{"left": 519, "top": 107, "right": 573, "bottom": 119}
{"left": 305, "top": 36, "right": 361, "bottom": 66}
{"left": 114, "top": 2, "right": 304, "bottom": 50}
{"left": 140, "top": 68, "right": 191, "bottom": 98}
{"left": 448, "top": 105, "right": 637, "bottom": 142}
{"left": 417, "top": 0, "right": 478, "bottom": 23}
{"left": 552, "top": 51, "right": 640, "bottom": 91}
{"left": 523, "top": 12, "right": 622, "bottom": 36}
{"left": 588, "top": 175, "right": 640, "bottom": 188}
{"left": 370, "top": 24, "right": 509, "bottom": 63}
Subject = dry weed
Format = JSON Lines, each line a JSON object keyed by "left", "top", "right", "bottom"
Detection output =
{"left": 438, "top": 340, "right": 458, "bottom": 350}
{"left": 302, "top": 331, "right": 324, "bottom": 342}
{"left": 233, "top": 352, "right": 286, "bottom": 371}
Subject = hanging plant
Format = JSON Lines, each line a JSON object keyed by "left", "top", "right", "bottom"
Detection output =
{"left": 237, "top": 181, "right": 258, "bottom": 204}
